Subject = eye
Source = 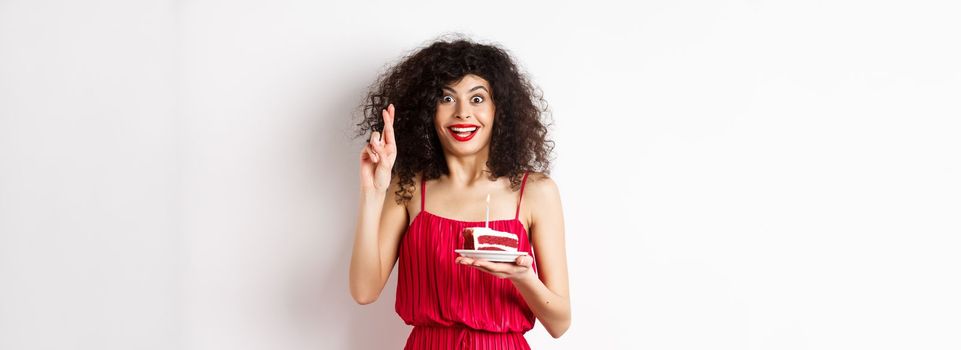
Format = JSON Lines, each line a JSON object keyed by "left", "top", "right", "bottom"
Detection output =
{"left": 441, "top": 95, "right": 454, "bottom": 103}
{"left": 471, "top": 96, "right": 484, "bottom": 103}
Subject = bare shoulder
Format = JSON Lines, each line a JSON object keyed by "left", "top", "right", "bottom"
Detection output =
{"left": 524, "top": 172, "right": 561, "bottom": 203}
{"left": 522, "top": 172, "right": 562, "bottom": 226}
{"left": 521, "top": 172, "right": 564, "bottom": 247}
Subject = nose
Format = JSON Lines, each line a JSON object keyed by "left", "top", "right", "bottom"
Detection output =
{"left": 455, "top": 101, "right": 471, "bottom": 119}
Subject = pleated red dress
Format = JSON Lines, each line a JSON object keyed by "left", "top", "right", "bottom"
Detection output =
{"left": 396, "top": 172, "right": 536, "bottom": 350}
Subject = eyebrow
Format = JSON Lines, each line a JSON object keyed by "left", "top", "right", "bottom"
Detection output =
{"left": 442, "top": 86, "right": 490, "bottom": 94}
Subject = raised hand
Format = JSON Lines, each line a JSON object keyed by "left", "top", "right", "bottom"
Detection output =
{"left": 359, "top": 104, "right": 397, "bottom": 193}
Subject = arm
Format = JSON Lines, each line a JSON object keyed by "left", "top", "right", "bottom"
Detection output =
{"left": 455, "top": 174, "right": 572, "bottom": 338}
{"left": 348, "top": 104, "right": 408, "bottom": 305}
{"left": 512, "top": 175, "right": 571, "bottom": 338}
{"left": 348, "top": 175, "right": 409, "bottom": 304}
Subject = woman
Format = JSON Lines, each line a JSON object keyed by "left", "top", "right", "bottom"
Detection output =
{"left": 349, "top": 37, "right": 570, "bottom": 349}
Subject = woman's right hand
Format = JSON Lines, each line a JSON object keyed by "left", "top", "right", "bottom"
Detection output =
{"left": 360, "top": 104, "right": 397, "bottom": 194}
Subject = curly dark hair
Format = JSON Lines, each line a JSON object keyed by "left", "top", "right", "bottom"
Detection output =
{"left": 356, "top": 36, "right": 554, "bottom": 204}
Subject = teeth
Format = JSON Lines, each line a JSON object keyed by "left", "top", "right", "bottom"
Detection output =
{"left": 450, "top": 127, "right": 478, "bottom": 133}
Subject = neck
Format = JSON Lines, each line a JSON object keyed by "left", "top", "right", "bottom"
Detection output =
{"left": 442, "top": 147, "right": 491, "bottom": 185}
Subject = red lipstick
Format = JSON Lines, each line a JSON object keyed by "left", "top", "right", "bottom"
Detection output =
{"left": 447, "top": 124, "right": 480, "bottom": 142}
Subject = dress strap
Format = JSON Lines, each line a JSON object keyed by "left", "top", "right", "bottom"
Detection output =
{"left": 514, "top": 172, "right": 530, "bottom": 220}
{"left": 420, "top": 176, "right": 427, "bottom": 212}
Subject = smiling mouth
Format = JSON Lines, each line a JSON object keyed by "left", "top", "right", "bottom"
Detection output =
{"left": 447, "top": 126, "right": 479, "bottom": 142}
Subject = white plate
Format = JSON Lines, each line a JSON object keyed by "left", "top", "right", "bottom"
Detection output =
{"left": 455, "top": 249, "right": 529, "bottom": 263}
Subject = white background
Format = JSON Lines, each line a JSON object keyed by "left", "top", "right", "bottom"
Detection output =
{"left": 1, "top": 0, "right": 959, "bottom": 349}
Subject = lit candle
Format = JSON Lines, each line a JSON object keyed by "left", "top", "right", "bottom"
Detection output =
{"left": 485, "top": 194, "right": 490, "bottom": 228}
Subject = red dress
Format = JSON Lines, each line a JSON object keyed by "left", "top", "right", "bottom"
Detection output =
{"left": 396, "top": 172, "right": 536, "bottom": 350}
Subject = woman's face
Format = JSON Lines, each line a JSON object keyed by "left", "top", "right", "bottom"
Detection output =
{"left": 434, "top": 74, "right": 496, "bottom": 157}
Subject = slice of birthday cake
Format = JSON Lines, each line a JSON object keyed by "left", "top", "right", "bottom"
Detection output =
{"left": 463, "top": 227, "right": 519, "bottom": 252}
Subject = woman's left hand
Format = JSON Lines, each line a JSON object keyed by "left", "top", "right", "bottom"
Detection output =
{"left": 455, "top": 254, "right": 536, "bottom": 282}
